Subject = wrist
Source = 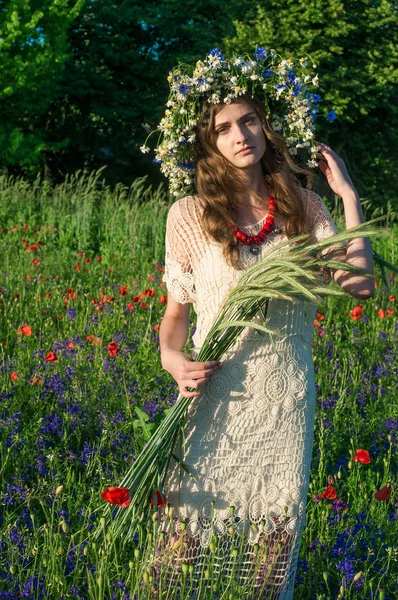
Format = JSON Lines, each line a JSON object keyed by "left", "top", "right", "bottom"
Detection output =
{"left": 339, "top": 186, "right": 359, "bottom": 202}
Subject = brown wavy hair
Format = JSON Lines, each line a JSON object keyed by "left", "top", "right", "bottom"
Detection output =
{"left": 194, "top": 93, "right": 314, "bottom": 269}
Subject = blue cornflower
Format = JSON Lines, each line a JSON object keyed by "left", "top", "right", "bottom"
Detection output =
{"left": 291, "top": 84, "right": 302, "bottom": 97}
{"left": 178, "top": 83, "right": 190, "bottom": 95}
{"left": 254, "top": 47, "right": 268, "bottom": 60}
{"left": 327, "top": 110, "right": 337, "bottom": 121}
{"left": 208, "top": 48, "right": 224, "bottom": 59}
{"left": 337, "top": 557, "right": 355, "bottom": 584}
{"left": 153, "top": 158, "right": 162, "bottom": 164}
{"left": 262, "top": 69, "right": 272, "bottom": 79}
{"left": 66, "top": 307, "right": 76, "bottom": 321}
{"left": 311, "top": 93, "right": 322, "bottom": 103}
{"left": 196, "top": 76, "right": 206, "bottom": 86}
{"left": 286, "top": 69, "right": 296, "bottom": 84}
{"left": 275, "top": 83, "right": 287, "bottom": 90}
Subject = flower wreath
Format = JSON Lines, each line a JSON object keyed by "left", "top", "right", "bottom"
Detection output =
{"left": 140, "top": 47, "right": 337, "bottom": 196}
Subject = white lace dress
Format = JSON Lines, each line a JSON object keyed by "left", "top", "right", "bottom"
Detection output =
{"left": 152, "top": 190, "right": 343, "bottom": 598}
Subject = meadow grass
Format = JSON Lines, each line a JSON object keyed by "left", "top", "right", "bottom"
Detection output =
{"left": 0, "top": 172, "right": 397, "bottom": 600}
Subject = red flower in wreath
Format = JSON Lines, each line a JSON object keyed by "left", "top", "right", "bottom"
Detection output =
{"left": 353, "top": 449, "right": 371, "bottom": 464}
{"left": 100, "top": 487, "right": 131, "bottom": 508}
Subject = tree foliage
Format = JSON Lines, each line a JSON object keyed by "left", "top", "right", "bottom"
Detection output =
{"left": 0, "top": 0, "right": 397, "bottom": 207}
{"left": 225, "top": 0, "right": 398, "bottom": 205}
{"left": 0, "top": 0, "right": 84, "bottom": 172}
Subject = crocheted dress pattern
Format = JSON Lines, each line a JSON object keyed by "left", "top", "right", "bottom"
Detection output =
{"left": 150, "top": 190, "right": 343, "bottom": 598}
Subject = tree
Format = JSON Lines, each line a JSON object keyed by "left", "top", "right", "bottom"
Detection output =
{"left": 0, "top": 0, "right": 84, "bottom": 176}
{"left": 223, "top": 0, "right": 398, "bottom": 207}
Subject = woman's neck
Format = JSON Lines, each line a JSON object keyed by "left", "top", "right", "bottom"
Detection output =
{"left": 235, "top": 166, "right": 271, "bottom": 225}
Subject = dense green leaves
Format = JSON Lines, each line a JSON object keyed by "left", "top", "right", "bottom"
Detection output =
{"left": 0, "top": 0, "right": 397, "bottom": 207}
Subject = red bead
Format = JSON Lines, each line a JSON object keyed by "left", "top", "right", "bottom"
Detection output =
{"left": 266, "top": 216, "right": 274, "bottom": 224}
{"left": 246, "top": 236, "right": 254, "bottom": 245}
{"left": 264, "top": 223, "right": 273, "bottom": 232}
{"left": 238, "top": 231, "right": 248, "bottom": 243}
{"left": 253, "top": 235, "right": 262, "bottom": 245}
{"left": 258, "top": 231, "right": 266, "bottom": 241}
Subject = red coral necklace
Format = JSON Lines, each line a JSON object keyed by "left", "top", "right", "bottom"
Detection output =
{"left": 233, "top": 191, "right": 276, "bottom": 255}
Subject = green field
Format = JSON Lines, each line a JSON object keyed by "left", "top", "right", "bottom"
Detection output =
{"left": 0, "top": 172, "right": 397, "bottom": 599}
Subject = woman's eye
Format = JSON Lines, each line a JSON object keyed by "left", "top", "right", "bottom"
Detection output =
{"left": 217, "top": 127, "right": 228, "bottom": 134}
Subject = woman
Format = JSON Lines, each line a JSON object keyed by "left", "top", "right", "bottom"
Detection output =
{"left": 147, "top": 54, "right": 374, "bottom": 599}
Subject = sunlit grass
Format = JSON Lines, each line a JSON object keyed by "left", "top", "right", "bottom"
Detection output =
{"left": 0, "top": 172, "right": 397, "bottom": 599}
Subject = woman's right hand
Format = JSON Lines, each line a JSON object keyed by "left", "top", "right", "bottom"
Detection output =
{"left": 161, "top": 349, "right": 222, "bottom": 398}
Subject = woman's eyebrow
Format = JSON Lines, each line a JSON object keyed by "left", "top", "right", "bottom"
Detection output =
{"left": 214, "top": 111, "right": 257, "bottom": 129}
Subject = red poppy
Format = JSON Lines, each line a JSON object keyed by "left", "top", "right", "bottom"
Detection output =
{"left": 353, "top": 449, "right": 371, "bottom": 464}
{"left": 132, "top": 295, "right": 140, "bottom": 303}
{"left": 387, "top": 308, "right": 394, "bottom": 317}
{"left": 100, "top": 486, "right": 131, "bottom": 507}
{"left": 45, "top": 292, "right": 51, "bottom": 298}
{"left": 148, "top": 274, "right": 154, "bottom": 282}
{"left": 313, "top": 320, "right": 321, "bottom": 327}
{"left": 145, "top": 289, "right": 156, "bottom": 297}
{"left": 140, "top": 302, "right": 148, "bottom": 309}
{"left": 14, "top": 294, "right": 20, "bottom": 299}
{"left": 32, "top": 258, "right": 40, "bottom": 265}
{"left": 126, "top": 303, "right": 135, "bottom": 311}
{"left": 32, "top": 376, "right": 42, "bottom": 386}
{"left": 45, "top": 351, "right": 58, "bottom": 363}
{"left": 85, "top": 257, "right": 90, "bottom": 263}
{"left": 374, "top": 486, "right": 391, "bottom": 501}
{"left": 160, "top": 294, "right": 167, "bottom": 305}
{"left": 348, "top": 304, "right": 363, "bottom": 320}
{"left": 17, "top": 325, "right": 32, "bottom": 336}
{"left": 316, "top": 312, "right": 325, "bottom": 321}
{"left": 97, "top": 257, "right": 102, "bottom": 262}
{"left": 148, "top": 490, "right": 167, "bottom": 508}
{"left": 67, "top": 341, "right": 74, "bottom": 349}
{"left": 388, "top": 295, "right": 395, "bottom": 302}
{"left": 378, "top": 309, "right": 385, "bottom": 318}
{"left": 154, "top": 323, "right": 160, "bottom": 331}
{"left": 320, "top": 485, "right": 337, "bottom": 500}
{"left": 74, "top": 265, "right": 80, "bottom": 271}
{"left": 107, "top": 341, "right": 119, "bottom": 356}
{"left": 10, "top": 371, "right": 18, "bottom": 382}
{"left": 119, "top": 286, "right": 127, "bottom": 296}
{"left": 66, "top": 288, "right": 77, "bottom": 299}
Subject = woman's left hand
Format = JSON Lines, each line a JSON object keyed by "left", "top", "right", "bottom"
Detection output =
{"left": 315, "top": 141, "right": 356, "bottom": 197}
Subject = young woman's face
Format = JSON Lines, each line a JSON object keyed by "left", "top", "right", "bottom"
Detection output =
{"left": 213, "top": 100, "right": 266, "bottom": 169}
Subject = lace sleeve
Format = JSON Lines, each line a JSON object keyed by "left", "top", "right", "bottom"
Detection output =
{"left": 162, "top": 200, "right": 197, "bottom": 305}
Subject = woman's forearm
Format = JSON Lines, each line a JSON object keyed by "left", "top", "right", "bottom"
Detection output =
{"left": 333, "top": 187, "right": 375, "bottom": 299}
{"left": 159, "top": 313, "right": 190, "bottom": 365}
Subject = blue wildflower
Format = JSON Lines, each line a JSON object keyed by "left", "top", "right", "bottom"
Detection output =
{"left": 275, "top": 83, "right": 286, "bottom": 90}
{"left": 286, "top": 69, "right": 296, "bottom": 84}
{"left": 311, "top": 93, "right": 322, "bottom": 103}
{"left": 66, "top": 307, "right": 76, "bottom": 321}
{"left": 178, "top": 83, "right": 190, "bottom": 95}
{"left": 208, "top": 48, "right": 224, "bottom": 59}
{"left": 196, "top": 77, "right": 206, "bottom": 86}
{"left": 326, "top": 110, "right": 337, "bottom": 121}
{"left": 291, "top": 84, "right": 302, "bottom": 97}
{"left": 153, "top": 158, "right": 162, "bottom": 164}
{"left": 337, "top": 557, "right": 355, "bottom": 585}
{"left": 254, "top": 47, "right": 268, "bottom": 60}
{"left": 262, "top": 69, "right": 272, "bottom": 79}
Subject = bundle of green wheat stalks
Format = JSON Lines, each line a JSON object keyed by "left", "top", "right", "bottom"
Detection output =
{"left": 95, "top": 217, "right": 396, "bottom": 544}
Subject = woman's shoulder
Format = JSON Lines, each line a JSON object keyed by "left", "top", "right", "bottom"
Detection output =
{"left": 167, "top": 194, "right": 203, "bottom": 224}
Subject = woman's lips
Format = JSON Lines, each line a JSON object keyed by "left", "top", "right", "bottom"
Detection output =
{"left": 236, "top": 146, "right": 254, "bottom": 155}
